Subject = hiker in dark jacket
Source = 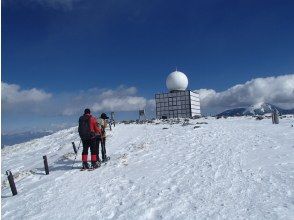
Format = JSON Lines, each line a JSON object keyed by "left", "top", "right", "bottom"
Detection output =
{"left": 78, "top": 108, "right": 102, "bottom": 169}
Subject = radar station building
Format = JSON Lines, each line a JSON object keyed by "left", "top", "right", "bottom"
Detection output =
{"left": 155, "top": 71, "right": 201, "bottom": 119}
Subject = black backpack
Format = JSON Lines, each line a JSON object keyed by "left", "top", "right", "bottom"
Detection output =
{"left": 78, "top": 115, "right": 95, "bottom": 140}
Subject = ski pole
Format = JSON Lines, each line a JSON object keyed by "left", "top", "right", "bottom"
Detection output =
{"left": 71, "top": 139, "right": 81, "bottom": 169}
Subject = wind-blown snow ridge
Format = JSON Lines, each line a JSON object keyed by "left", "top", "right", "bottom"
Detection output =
{"left": 2, "top": 117, "right": 294, "bottom": 219}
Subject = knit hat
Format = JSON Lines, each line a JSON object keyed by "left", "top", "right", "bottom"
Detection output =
{"left": 100, "top": 113, "right": 109, "bottom": 119}
{"left": 84, "top": 108, "right": 91, "bottom": 114}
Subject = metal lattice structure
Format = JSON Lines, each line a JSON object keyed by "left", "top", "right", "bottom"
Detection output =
{"left": 155, "top": 90, "right": 201, "bottom": 119}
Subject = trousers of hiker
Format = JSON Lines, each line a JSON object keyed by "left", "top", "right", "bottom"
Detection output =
{"left": 96, "top": 135, "right": 107, "bottom": 162}
{"left": 101, "top": 137, "right": 107, "bottom": 160}
{"left": 78, "top": 108, "right": 102, "bottom": 169}
{"left": 97, "top": 113, "right": 109, "bottom": 162}
{"left": 82, "top": 138, "right": 98, "bottom": 165}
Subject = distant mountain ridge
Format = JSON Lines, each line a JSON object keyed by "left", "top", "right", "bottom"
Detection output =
{"left": 217, "top": 103, "right": 294, "bottom": 117}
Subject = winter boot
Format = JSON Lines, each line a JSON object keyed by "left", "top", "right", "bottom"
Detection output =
{"left": 96, "top": 155, "right": 102, "bottom": 163}
{"left": 102, "top": 156, "right": 110, "bottom": 163}
{"left": 91, "top": 161, "right": 101, "bottom": 169}
{"left": 82, "top": 162, "right": 89, "bottom": 170}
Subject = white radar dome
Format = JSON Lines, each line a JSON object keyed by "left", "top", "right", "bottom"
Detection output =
{"left": 166, "top": 71, "right": 188, "bottom": 91}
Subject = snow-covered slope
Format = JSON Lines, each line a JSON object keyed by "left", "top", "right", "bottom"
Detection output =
{"left": 243, "top": 103, "right": 277, "bottom": 115}
{"left": 2, "top": 118, "right": 294, "bottom": 219}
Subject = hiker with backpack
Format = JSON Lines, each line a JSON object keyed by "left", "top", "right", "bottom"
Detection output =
{"left": 96, "top": 113, "right": 110, "bottom": 163}
{"left": 78, "top": 108, "right": 102, "bottom": 170}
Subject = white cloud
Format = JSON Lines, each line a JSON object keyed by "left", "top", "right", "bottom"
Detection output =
{"left": 99, "top": 86, "right": 137, "bottom": 99}
{"left": 147, "top": 99, "right": 156, "bottom": 110}
{"left": 92, "top": 96, "right": 147, "bottom": 112}
{"left": 3, "top": 74, "right": 294, "bottom": 118}
{"left": 2, "top": 82, "right": 52, "bottom": 105}
{"left": 196, "top": 74, "right": 294, "bottom": 111}
{"left": 2, "top": 83, "right": 154, "bottom": 116}
{"left": 62, "top": 107, "right": 80, "bottom": 116}
{"left": 90, "top": 86, "right": 151, "bottom": 113}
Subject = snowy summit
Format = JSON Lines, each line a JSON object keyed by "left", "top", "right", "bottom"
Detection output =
{"left": 243, "top": 103, "right": 277, "bottom": 115}
{"left": 1, "top": 117, "right": 294, "bottom": 219}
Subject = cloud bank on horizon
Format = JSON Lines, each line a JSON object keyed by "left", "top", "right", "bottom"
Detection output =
{"left": 61, "top": 86, "right": 155, "bottom": 116}
{"left": 1, "top": 83, "right": 155, "bottom": 116}
{"left": 2, "top": 74, "right": 294, "bottom": 118}
{"left": 196, "top": 74, "right": 294, "bottom": 113}
{"left": 2, "top": 82, "right": 52, "bottom": 104}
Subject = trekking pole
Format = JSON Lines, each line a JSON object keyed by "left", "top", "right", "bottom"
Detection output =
{"left": 72, "top": 142, "right": 78, "bottom": 154}
{"left": 71, "top": 139, "right": 81, "bottom": 169}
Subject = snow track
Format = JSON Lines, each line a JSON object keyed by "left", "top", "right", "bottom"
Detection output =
{"left": 2, "top": 117, "right": 294, "bottom": 219}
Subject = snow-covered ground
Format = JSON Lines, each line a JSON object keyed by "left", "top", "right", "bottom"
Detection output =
{"left": 1, "top": 117, "right": 294, "bottom": 219}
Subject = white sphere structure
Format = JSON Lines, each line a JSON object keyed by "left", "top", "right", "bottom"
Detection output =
{"left": 166, "top": 71, "right": 188, "bottom": 91}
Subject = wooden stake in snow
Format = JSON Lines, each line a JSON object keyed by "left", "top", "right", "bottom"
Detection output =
{"left": 6, "top": 170, "right": 17, "bottom": 196}
{"left": 72, "top": 142, "right": 78, "bottom": 154}
{"left": 43, "top": 155, "right": 49, "bottom": 175}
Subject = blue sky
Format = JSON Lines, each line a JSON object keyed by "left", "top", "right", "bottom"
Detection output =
{"left": 2, "top": 0, "right": 294, "bottom": 133}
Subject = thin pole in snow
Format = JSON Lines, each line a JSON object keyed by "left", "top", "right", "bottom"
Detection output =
{"left": 43, "top": 155, "right": 49, "bottom": 175}
{"left": 6, "top": 170, "right": 17, "bottom": 196}
{"left": 72, "top": 142, "right": 78, "bottom": 154}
